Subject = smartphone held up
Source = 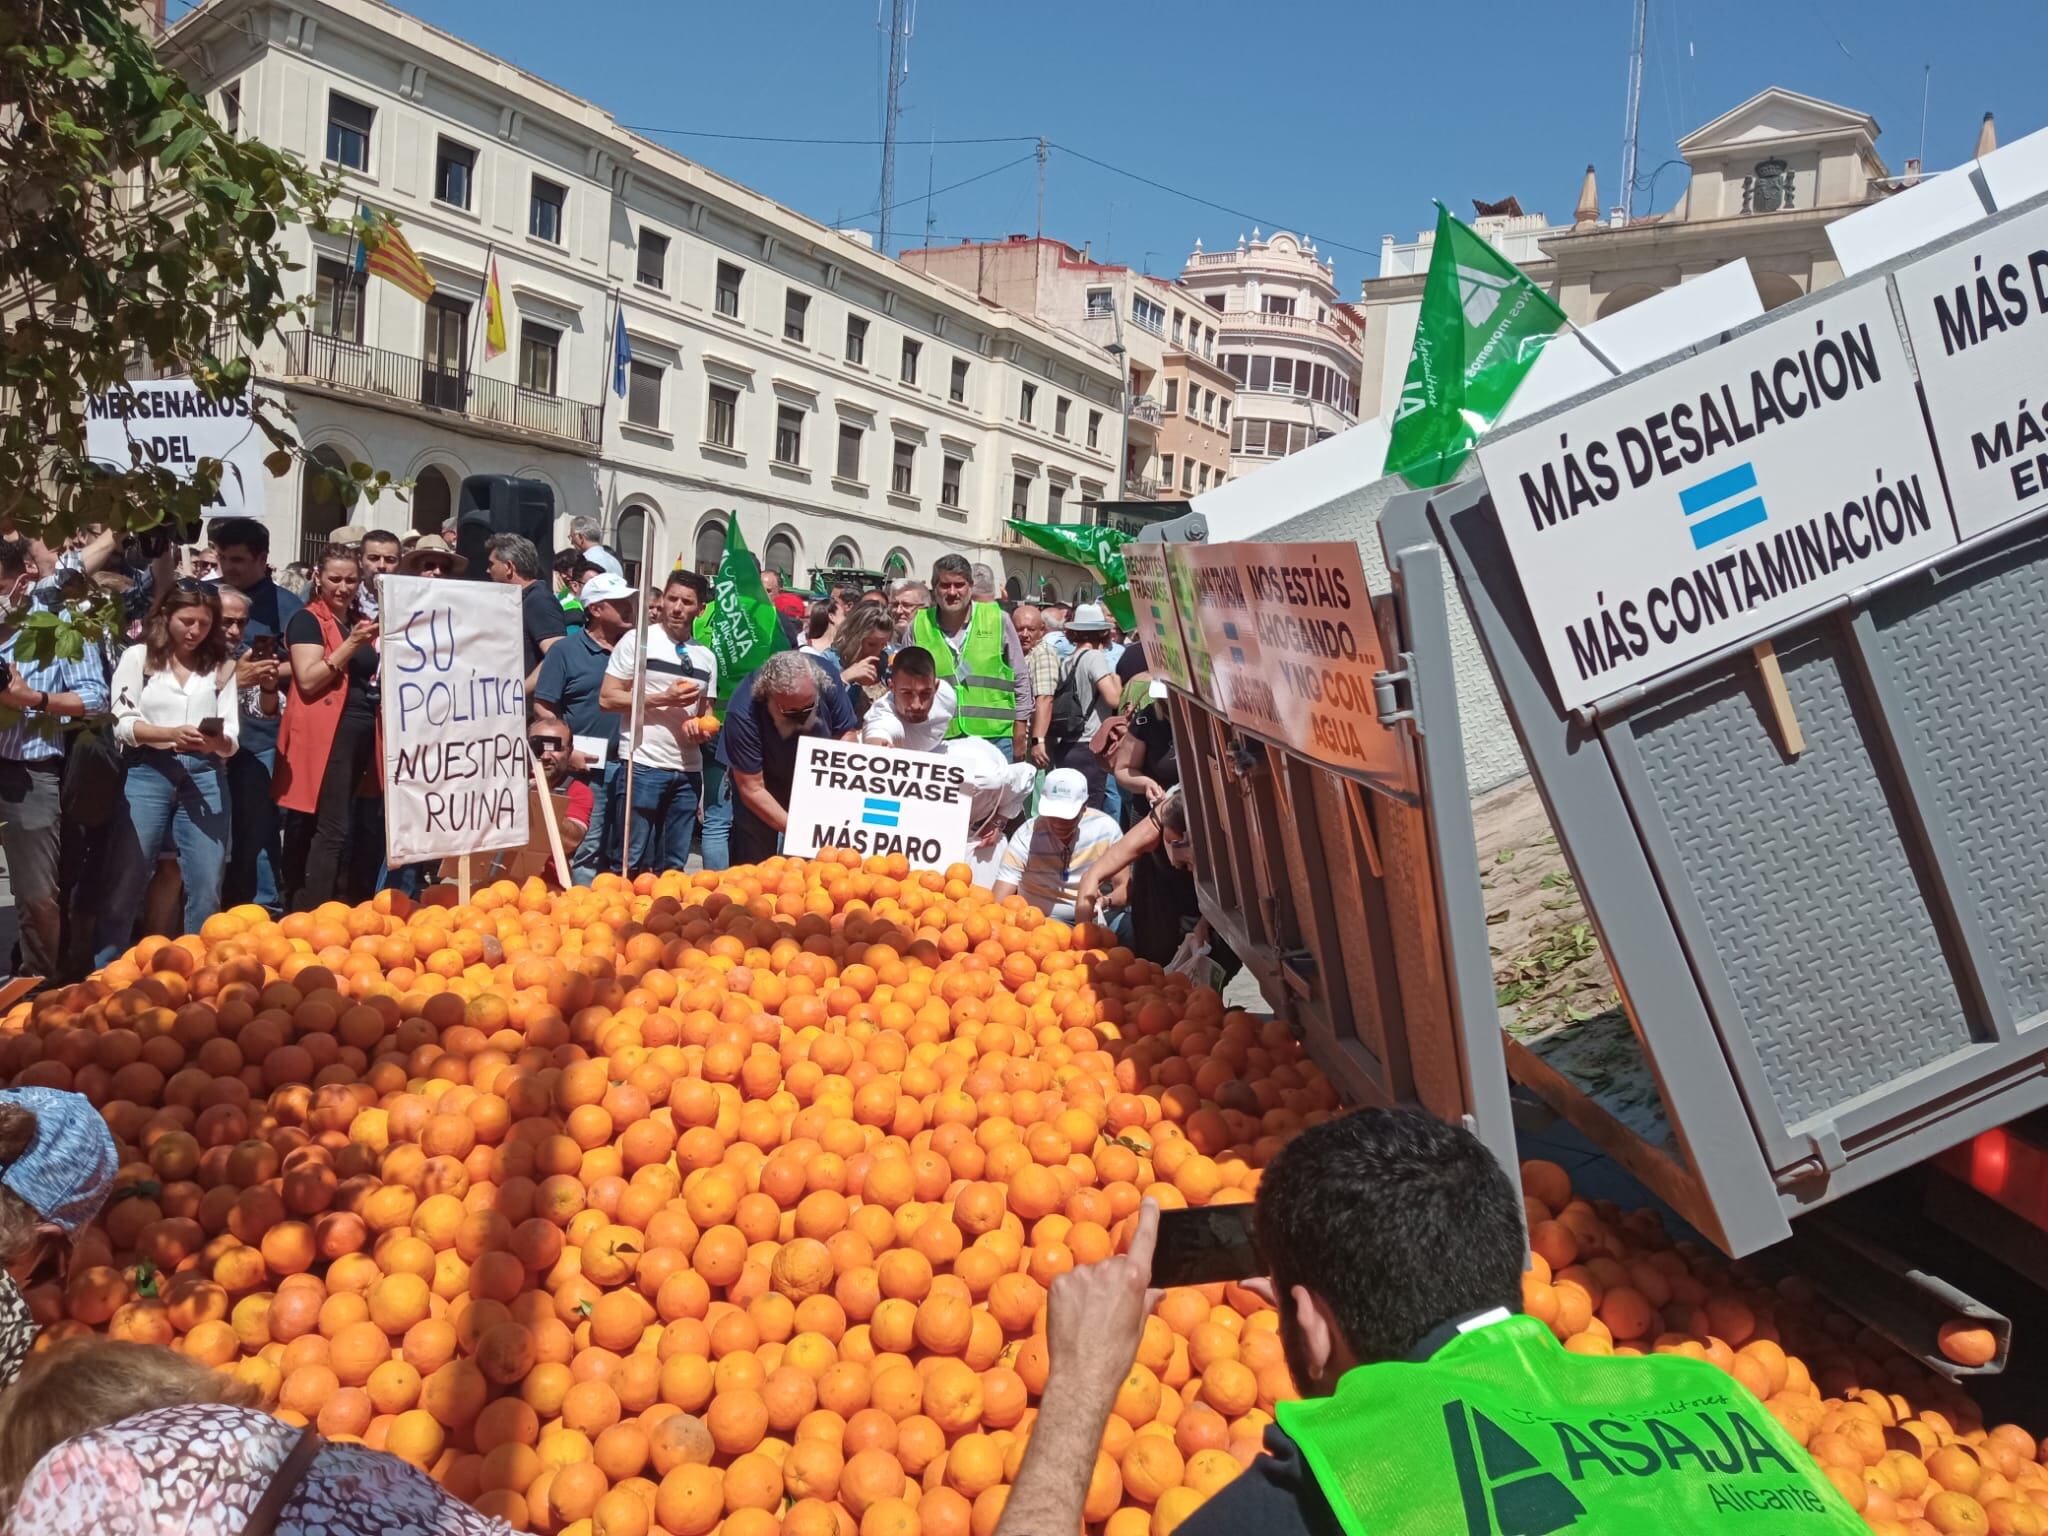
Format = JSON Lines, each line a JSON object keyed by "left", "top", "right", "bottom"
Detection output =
{"left": 1149, "top": 1204, "right": 1263, "bottom": 1290}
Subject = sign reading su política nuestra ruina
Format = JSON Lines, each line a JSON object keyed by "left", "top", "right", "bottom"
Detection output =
{"left": 784, "top": 739, "right": 973, "bottom": 869}
{"left": 380, "top": 577, "right": 529, "bottom": 868}
{"left": 1890, "top": 201, "right": 2048, "bottom": 543}
{"left": 1475, "top": 282, "right": 1958, "bottom": 711}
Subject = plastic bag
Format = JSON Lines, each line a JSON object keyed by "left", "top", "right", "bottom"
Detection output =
{"left": 1164, "top": 930, "right": 1227, "bottom": 992}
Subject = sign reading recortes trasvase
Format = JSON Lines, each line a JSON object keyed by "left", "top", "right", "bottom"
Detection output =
{"left": 1891, "top": 202, "right": 2048, "bottom": 542}
{"left": 784, "top": 738, "right": 973, "bottom": 869}
{"left": 1476, "top": 284, "right": 1957, "bottom": 710}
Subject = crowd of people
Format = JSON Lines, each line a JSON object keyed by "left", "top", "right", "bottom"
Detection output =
{"left": 0, "top": 516, "right": 1222, "bottom": 988}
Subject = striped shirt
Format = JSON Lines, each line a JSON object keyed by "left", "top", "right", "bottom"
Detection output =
{"left": 997, "top": 809, "right": 1123, "bottom": 922}
{"left": 0, "top": 562, "right": 109, "bottom": 762}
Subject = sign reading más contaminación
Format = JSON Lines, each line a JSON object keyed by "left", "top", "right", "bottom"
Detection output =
{"left": 1476, "top": 283, "right": 1957, "bottom": 711}
{"left": 1890, "top": 201, "right": 2048, "bottom": 543}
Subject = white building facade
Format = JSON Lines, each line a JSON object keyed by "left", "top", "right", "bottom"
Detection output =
{"left": 1175, "top": 232, "right": 1363, "bottom": 479}
{"left": 167, "top": 0, "right": 1120, "bottom": 600}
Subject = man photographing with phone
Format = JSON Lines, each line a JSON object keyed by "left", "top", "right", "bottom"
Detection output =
{"left": 600, "top": 569, "right": 717, "bottom": 874}
{"left": 997, "top": 1109, "right": 1864, "bottom": 1536}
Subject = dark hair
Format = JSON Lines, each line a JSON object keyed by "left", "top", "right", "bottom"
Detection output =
{"left": 930, "top": 553, "right": 972, "bottom": 584}
{"left": 1156, "top": 791, "right": 1186, "bottom": 835}
{"left": 486, "top": 533, "right": 542, "bottom": 580}
{"left": 0, "top": 1104, "right": 37, "bottom": 1265}
{"left": 1256, "top": 1109, "right": 1523, "bottom": 1364}
{"left": 551, "top": 548, "right": 582, "bottom": 577}
{"left": 832, "top": 584, "right": 862, "bottom": 607}
{"left": 891, "top": 644, "right": 936, "bottom": 681}
{"left": 665, "top": 569, "right": 711, "bottom": 603}
{"left": 360, "top": 529, "right": 400, "bottom": 552}
{"left": 143, "top": 584, "right": 228, "bottom": 674}
{"left": 316, "top": 543, "right": 360, "bottom": 574}
{"left": 0, "top": 539, "right": 29, "bottom": 582}
{"left": 209, "top": 517, "right": 269, "bottom": 557}
{"left": 806, "top": 600, "right": 833, "bottom": 642}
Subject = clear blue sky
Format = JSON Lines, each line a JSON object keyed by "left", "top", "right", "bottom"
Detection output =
{"left": 399, "top": 0, "right": 2045, "bottom": 294}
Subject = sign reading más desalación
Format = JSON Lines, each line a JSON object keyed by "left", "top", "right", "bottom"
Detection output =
{"left": 84, "top": 379, "right": 272, "bottom": 519}
{"left": 1891, "top": 201, "right": 2048, "bottom": 542}
{"left": 784, "top": 738, "right": 972, "bottom": 869}
{"left": 1476, "top": 283, "right": 1957, "bottom": 711}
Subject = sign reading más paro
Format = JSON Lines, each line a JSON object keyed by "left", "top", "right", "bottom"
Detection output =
{"left": 783, "top": 738, "right": 972, "bottom": 869}
{"left": 1891, "top": 201, "right": 2048, "bottom": 542}
{"left": 1476, "top": 284, "right": 1957, "bottom": 711}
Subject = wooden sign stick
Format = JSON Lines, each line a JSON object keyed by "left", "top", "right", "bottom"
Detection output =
{"left": 457, "top": 852, "right": 472, "bottom": 907}
{"left": 1752, "top": 641, "right": 1805, "bottom": 758}
{"left": 532, "top": 756, "right": 572, "bottom": 886}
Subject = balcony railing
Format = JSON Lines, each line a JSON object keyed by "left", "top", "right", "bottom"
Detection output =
{"left": 1224, "top": 309, "right": 1360, "bottom": 348}
{"left": 279, "top": 330, "right": 602, "bottom": 447}
{"left": 1128, "top": 396, "right": 1162, "bottom": 427}
{"left": 1123, "top": 475, "right": 1159, "bottom": 500}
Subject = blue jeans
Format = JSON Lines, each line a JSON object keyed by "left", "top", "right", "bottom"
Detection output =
{"left": 698, "top": 756, "right": 732, "bottom": 872}
{"left": 627, "top": 764, "right": 702, "bottom": 875}
{"left": 97, "top": 751, "right": 228, "bottom": 966}
{"left": 1100, "top": 773, "right": 1123, "bottom": 823}
{"left": 224, "top": 742, "right": 282, "bottom": 915}
{"left": 572, "top": 762, "right": 626, "bottom": 886}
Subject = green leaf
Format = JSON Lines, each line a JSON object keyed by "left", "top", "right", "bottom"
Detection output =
{"left": 160, "top": 123, "right": 205, "bottom": 167}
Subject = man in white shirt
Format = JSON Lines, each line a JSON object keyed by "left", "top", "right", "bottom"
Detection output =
{"left": 599, "top": 568, "right": 717, "bottom": 873}
{"left": 570, "top": 516, "right": 625, "bottom": 580}
{"left": 994, "top": 767, "right": 1123, "bottom": 923}
{"left": 859, "top": 644, "right": 955, "bottom": 752}
{"left": 945, "top": 735, "right": 1036, "bottom": 887}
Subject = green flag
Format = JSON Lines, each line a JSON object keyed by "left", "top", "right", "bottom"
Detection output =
{"left": 1386, "top": 204, "right": 1568, "bottom": 488}
{"left": 691, "top": 512, "right": 788, "bottom": 703}
{"left": 1004, "top": 520, "right": 1136, "bottom": 630}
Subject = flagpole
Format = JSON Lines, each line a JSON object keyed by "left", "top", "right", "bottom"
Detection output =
{"left": 597, "top": 288, "right": 621, "bottom": 444}
{"left": 335, "top": 202, "right": 363, "bottom": 332}
{"left": 465, "top": 239, "right": 495, "bottom": 377}
{"left": 620, "top": 567, "right": 652, "bottom": 876}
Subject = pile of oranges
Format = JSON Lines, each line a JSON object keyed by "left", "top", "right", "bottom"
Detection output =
{"left": 1, "top": 850, "right": 2041, "bottom": 1536}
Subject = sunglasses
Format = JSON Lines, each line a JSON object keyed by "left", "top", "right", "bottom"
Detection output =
{"left": 775, "top": 706, "right": 816, "bottom": 724}
{"left": 528, "top": 735, "right": 568, "bottom": 752}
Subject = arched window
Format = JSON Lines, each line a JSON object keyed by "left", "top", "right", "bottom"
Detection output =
{"left": 884, "top": 547, "right": 911, "bottom": 578}
{"left": 694, "top": 516, "right": 727, "bottom": 575}
{"left": 410, "top": 466, "right": 452, "bottom": 535}
{"left": 826, "top": 538, "right": 861, "bottom": 570}
{"left": 1004, "top": 575, "right": 1023, "bottom": 601}
{"left": 615, "top": 504, "right": 651, "bottom": 586}
{"left": 299, "top": 445, "right": 353, "bottom": 567}
{"left": 762, "top": 530, "right": 798, "bottom": 582}
{"left": 1038, "top": 578, "right": 1060, "bottom": 604}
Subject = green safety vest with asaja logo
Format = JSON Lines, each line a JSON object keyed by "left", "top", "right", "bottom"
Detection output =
{"left": 1274, "top": 1315, "right": 1863, "bottom": 1536}
{"left": 912, "top": 602, "right": 1015, "bottom": 740}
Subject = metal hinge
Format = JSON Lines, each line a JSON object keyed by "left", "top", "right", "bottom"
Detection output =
{"left": 1776, "top": 1125, "right": 1847, "bottom": 1189}
{"left": 1374, "top": 652, "right": 1420, "bottom": 732}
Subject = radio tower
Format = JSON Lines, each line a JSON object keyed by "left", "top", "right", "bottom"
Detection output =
{"left": 1619, "top": 0, "right": 1648, "bottom": 222}
{"left": 876, "top": 0, "right": 913, "bottom": 255}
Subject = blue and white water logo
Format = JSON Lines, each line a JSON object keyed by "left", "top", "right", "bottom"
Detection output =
{"left": 861, "top": 796, "right": 901, "bottom": 828}
{"left": 1678, "top": 462, "right": 1768, "bottom": 551}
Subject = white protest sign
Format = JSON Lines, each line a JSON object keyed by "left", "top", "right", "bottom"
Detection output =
{"left": 1891, "top": 202, "right": 2048, "bottom": 542}
{"left": 84, "top": 379, "right": 272, "bottom": 518}
{"left": 783, "top": 737, "right": 972, "bottom": 869}
{"left": 380, "top": 577, "right": 529, "bottom": 867}
{"left": 1476, "top": 283, "right": 1957, "bottom": 711}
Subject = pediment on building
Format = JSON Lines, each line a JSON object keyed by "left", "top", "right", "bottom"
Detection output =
{"left": 1678, "top": 88, "right": 1878, "bottom": 157}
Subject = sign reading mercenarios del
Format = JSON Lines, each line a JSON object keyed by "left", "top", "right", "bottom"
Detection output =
{"left": 1476, "top": 283, "right": 1958, "bottom": 711}
{"left": 84, "top": 379, "right": 273, "bottom": 519}
{"left": 1891, "top": 202, "right": 2048, "bottom": 542}
{"left": 381, "top": 577, "right": 529, "bottom": 868}
{"left": 784, "top": 738, "right": 973, "bottom": 869}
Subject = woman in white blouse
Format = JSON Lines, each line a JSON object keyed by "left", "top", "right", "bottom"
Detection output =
{"left": 94, "top": 583, "right": 239, "bottom": 966}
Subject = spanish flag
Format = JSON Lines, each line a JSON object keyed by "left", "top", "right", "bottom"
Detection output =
{"left": 483, "top": 257, "right": 509, "bottom": 360}
{"left": 354, "top": 204, "right": 436, "bottom": 302}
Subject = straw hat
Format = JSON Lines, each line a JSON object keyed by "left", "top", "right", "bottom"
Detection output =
{"left": 397, "top": 534, "right": 468, "bottom": 575}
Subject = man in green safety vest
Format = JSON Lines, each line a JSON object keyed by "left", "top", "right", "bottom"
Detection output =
{"left": 995, "top": 1111, "right": 1866, "bottom": 1536}
{"left": 909, "top": 553, "right": 1033, "bottom": 762}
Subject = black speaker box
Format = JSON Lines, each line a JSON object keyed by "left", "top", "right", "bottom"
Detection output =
{"left": 455, "top": 475, "right": 555, "bottom": 578}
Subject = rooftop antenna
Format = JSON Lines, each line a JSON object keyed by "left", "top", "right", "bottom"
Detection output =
{"left": 876, "top": 0, "right": 913, "bottom": 254}
{"left": 1619, "top": 0, "right": 1648, "bottom": 220}
{"left": 923, "top": 128, "right": 936, "bottom": 247}
{"left": 1917, "top": 63, "right": 1931, "bottom": 171}
{"left": 1035, "top": 137, "right": 1048, "bottom": 241}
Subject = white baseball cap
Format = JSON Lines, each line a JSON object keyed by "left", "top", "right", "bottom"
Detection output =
{"left": 578, "top": 573, "right": 635, "bottom": 606}
{"left": 1036, "top": 767, "right": 1090, "bottom": 820}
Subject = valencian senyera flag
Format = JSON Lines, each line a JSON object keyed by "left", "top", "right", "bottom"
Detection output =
{"left": 1386, "top": 203, "right": 1566, "bottom": 488}
{"left": 1005, "top": 521, "right": 1136, "bottom": 631}
{"left": 483, "top": 257, "right": 509, "bottom": 360}
{"left": 354, "top": 205, "right": 436, "bottom": 303}
{"left": 691, "top": 513, "right": 789, "bottom": 704}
